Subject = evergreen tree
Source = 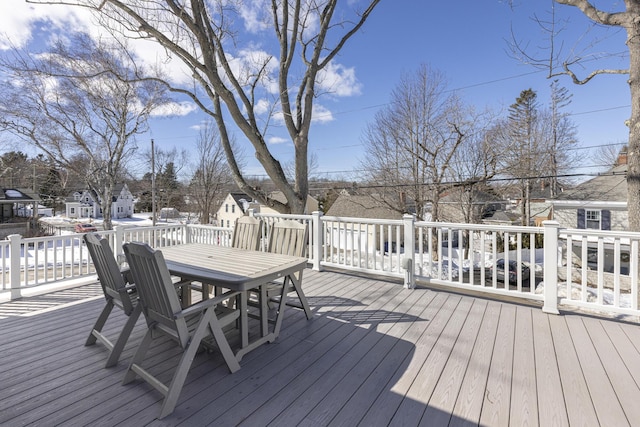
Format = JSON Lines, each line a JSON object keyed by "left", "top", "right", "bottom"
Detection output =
{"left": 507, "top": 88, "right": 540, "bottom": 226}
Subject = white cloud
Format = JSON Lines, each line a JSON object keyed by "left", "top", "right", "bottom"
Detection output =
{"left": 317, "top": 61, "right": 362, "bottom": 97}
{"left": 268, "top": 136, "right": 289, "bottom": 145}
{"left": 150, "top": 101, "right": 198, "bottom": 117}
{"left": 310, "top": 104, "right": 334, "bottom": 123}
{"left": 189, "top": 121, "right": 212, "bottom": 132}
{"left": 239, "top": 0, "right": 271, "bottom": 33}
{"left": 0, "top": 3, "right": 93, "bottom": 50}
{"left": 272, "top": 103, "right": 334, "bottom": 124}
{"left": 254, "top": 99, "right": 272, "bottom": 115}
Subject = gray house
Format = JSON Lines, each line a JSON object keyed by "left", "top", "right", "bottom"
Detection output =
{"left": 550, "top": 163, "right": 628, "bottom": 231}
{"left": 549, "top": 159, "right": 630, "bottom": 276}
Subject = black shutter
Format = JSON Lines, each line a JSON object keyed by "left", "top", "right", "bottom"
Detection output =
{"left": 577, "top": 209, "right": 585, "bottom": 229}
{"left": 601, "top": 210, "right": 611, "bottom": 230}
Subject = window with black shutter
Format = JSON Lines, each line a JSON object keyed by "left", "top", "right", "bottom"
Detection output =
{"left": 601, "top": 209, "right": 611, "bottom": 230}
{"left": 577, "top": 208, "right": 585, "bottom": 229}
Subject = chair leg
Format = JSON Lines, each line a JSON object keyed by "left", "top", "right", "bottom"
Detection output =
{"left": 85, "top": 301, "right": 114, "bottom": 346}
{"left": 272, "top": 279, "right": 290, "bottom": 338}
{"left": 205, "top": 310, "right": 241, "bottom": 374}
{"left": 104, "top": 303, "right": 142, "bottom": 368}
{"left": 158, "top": 328, "right": 206, "bottom": 418}
{"left": 123, "top": 328, "right": 154, "bottom": 385}
{"left": 290, "top": 271, "right": 312, "bottom": 320}
{"left": 158, "top": 309, "right": 240, "bottom": 418}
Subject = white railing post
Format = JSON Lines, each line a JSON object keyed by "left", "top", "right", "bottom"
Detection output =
{"left": 311, "top": 211, "right": 323, "bottom": 272}
{"left": 9, "top": 234, "right": 22, "bottom": 300}
{"left": 114, "top": 226, "right": 125, "bottom": 264}
{"left": 183, "top": 223, "right": 191, "bottom": 245}
{"left": 542, "top": 220, "right": 560, "bottom": 314}
{"left": 403, "top": 214, "right": 416, "bottom": 289}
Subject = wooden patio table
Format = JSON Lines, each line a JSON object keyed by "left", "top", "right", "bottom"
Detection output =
{"left": 159, "top": 243, "right": 308, "bottom": 362}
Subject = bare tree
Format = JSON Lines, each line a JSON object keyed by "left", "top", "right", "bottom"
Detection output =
{"left": 0, "top": 34, "right": 169, "bottom": 229}
{"left": 362, "top": 64, "right": 471, "bottom": 222}
{"left": 189, "top": 122, "right": 234, "bottom": 224}
{"left": 30, "top": 0, "right": 382, "bottom": 214}
{"left": 593, "top": 143, "right": 628, "bottom": 170}
{"left": 510, "top": 0, "right": 640, "bottom": 231}
{"left": 444, "top": 115, "right": 500, "bottom": 224}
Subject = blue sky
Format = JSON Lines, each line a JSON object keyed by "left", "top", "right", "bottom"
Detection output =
{"left": 0, "top": 1, "right": 631, "bottom": 182}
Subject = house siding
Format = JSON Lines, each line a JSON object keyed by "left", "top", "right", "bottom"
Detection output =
{"left": 554, "top": 206, "right": 628, "bottom": 231}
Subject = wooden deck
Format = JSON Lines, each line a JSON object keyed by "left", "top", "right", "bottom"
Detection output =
{"left": 1, "top": 269, "right": 640, "bottom": 426}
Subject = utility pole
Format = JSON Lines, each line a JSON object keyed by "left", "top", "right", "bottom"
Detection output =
{"left": 152, "top": 139, "right": 156, "bottom": 226}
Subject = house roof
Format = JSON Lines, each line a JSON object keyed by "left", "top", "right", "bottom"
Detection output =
{"left": 325, "top": 194, "right": 403, "bottom": 220}
{"left": 229, "top": 192, "right": 253, "bottom": 213}
{"left": 0, "top": 188, "right": 40, "bottom": 203}
{"left": 268, "top": 191, "right": 319, "bottom": 212}
{"left": 551, "top": 164, "right": 627, "bottom": 203}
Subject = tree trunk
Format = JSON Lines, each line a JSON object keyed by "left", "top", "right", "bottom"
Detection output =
{"left": 626, "top": 11, "right": 640, "bottom": 232}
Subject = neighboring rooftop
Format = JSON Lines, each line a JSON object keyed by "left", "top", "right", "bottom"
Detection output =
{"left": 552, "top": 164, "right": 628, "bottom": 203}
{"left": 326, "top": 194, "right": 404, "bottom": 220}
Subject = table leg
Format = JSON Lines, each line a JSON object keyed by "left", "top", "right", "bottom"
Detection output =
{"left": 260, "top": 284, "right": 269, "bottom": 337}
{"left": 239, "top": 291, "right": 248, "bottom": 349}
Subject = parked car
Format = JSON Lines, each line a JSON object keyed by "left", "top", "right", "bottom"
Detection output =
{"left": 489, "top": 258, "right": 530, "bottom": 284}
{"left": 74, "top": 223, "right": 98, "bottom": 233}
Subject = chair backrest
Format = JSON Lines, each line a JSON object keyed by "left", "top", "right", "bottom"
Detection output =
{"left": 232, "top": 216, "right": 263, "bottom": 251}
{"left": 123, "top": 242, "right": 188, "bottom": 344}
{"left": 85, "top": 233, "right": 134, "bottom": 314}
{"left": 267, "top": 220, "right": 308, "bottom": 258}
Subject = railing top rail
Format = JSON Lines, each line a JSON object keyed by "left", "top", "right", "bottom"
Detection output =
{"left": 561, "top": 227, "right": 640, "bottom": 239}
{"left": 321, "top": 215, "right": 404, "bottom": 226}
{"left": 254, "top": 213, "right": 313, "bottom": 221}
{"left": 415, "top": 220, "right": 544, "bottom": 234}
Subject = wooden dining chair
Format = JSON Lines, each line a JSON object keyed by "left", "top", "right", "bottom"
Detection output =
{"left": 250, "top": 220, "right": 312, "bottom": 337}
{"left": 84, "top": 232, "right": 141, "bottom": 368}
{"left": 232, "top": 215, "right": 263, "bottom": 251}
{"left": 200, "top": 215, "right": 264, "bottom": 300}
{"left": 122, "top": 242, "right": 241, "bottom": 419}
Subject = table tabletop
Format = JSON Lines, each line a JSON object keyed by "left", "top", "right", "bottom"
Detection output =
{"left": 160, "top": 243, "right": 307, "bottom": 291}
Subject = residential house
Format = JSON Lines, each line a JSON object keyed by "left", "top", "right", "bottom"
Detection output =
{"left": 550, "top": 163, "right": 628, "bottom": 231}
{"left": 0, "top": 188, "right": 41, "bottom": 221}
{"left": 65, "top": 184, "right": 134, "bottom": 220}
{"left": 325, "top": 193, "right": 405, "bottom": 254}
{"left": 0, "top": 188, "right": 41, "bottom": 238}
{"left": 257, "top": 191, "right": 320, "bottom": 215}
{"left": 438, "top": 188, "right": 507, "bottom": 224}
{"left": 216, "top": 192, "right": 259, "bottom": 228}
{"left": 549, "top": 157, "right": 630, "bottom": 274}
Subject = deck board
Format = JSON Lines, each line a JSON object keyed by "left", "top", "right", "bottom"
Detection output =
{"left": 565, "top": 316, "right": 630, "bottom": 426}
{"left": 449, "top": 300, "right": 501, "bottom": 427}
{"left": 0, "top": 268, "right": 639, "bottom": 426}
{"left": 480, "top": 304, "right": 516, "bottom": 426}
{"left": 531, "top": 309, "right": 569, "bottom": 427}
{"left": 510, "top": 306, "right": 538, "bottom": 426}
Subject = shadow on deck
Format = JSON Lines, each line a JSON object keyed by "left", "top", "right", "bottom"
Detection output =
{"left": 1, "top": 269, "right": 639, "bottom": 426}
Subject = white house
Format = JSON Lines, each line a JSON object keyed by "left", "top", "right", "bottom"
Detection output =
{"left": 257, "top": 191, "right": 320, "bottom": 215}
{"left": 65, "top": 184, "right": 134, "bottom": 220}
{"left": 216, "top": 192, "right": 259, "bottom": 228}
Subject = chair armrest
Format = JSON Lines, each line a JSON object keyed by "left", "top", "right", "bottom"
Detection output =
{"left": 175, "top": 289, "right": 241, "bottom": 319}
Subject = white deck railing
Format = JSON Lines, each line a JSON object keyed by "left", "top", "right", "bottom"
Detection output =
{"left": 2, "top": 212, "right": 639, "bottom": 318}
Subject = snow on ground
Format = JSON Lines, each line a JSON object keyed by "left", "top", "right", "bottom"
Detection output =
{"left": 39, "top": 212, "right": 194, "bottom": 229}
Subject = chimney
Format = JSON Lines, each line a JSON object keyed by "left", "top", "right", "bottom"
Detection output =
{"left": 616, "top": 146, "right": 628, "bottom": 166}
